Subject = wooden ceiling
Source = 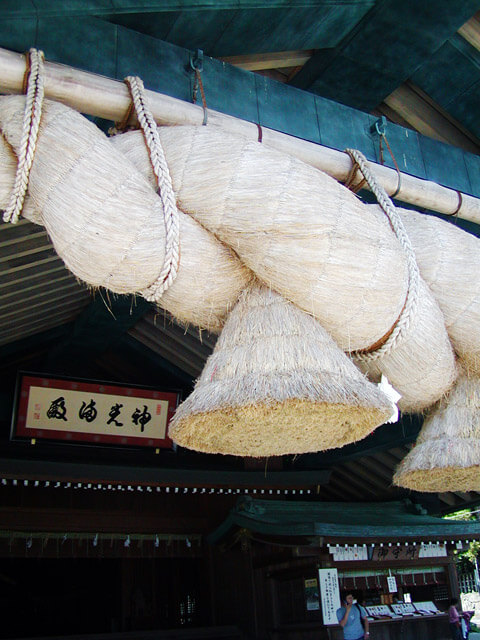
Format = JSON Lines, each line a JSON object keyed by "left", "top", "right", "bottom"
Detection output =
{"left": 1, "top": 0, "right": 480, "bottom": 514}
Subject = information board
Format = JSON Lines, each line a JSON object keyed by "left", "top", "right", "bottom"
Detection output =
{"left": 318, "top": 568, "right": 341, "bottom": 625}
{"left": 391, "top": 603, "right": 416, "bottom": 615}
{"left": 414, "top": 601, "right": 442, "bottom": 614}
{"left": 387, "top": 576, "right": 398, "bottom": 592}
{"left": 305, "top": 578, "right": 320, "bottom": 611}
{"left": 366, "top": 605, "right": 394, "bottom": 618}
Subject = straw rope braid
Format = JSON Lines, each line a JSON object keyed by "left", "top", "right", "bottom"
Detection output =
{"left": 124, "top": 76, "right": 180, "bottom": 300}
{"left": 345, "top": 148, "right": 420, "bottom": 362}
{"left": 3, "top": 48, "right": 45, "bottom": 224}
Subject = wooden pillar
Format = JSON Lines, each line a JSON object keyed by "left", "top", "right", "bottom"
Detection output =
{"left": 447, "top": 556, "right": 461, "bottom": 602}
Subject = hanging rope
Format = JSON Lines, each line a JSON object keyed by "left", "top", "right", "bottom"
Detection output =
{"left": 123, "top": 75, "right": 180, "bottom": 300}
{"left": 3, "top": 48, "right": 45, "bottom": 224}
{"left": 345, "top": 148, "right": 420, "bottom": 362}
{"left": 378, "top": 132, "right": 402, "bottom": 198}
{"left": 190, "top": 49, "right": 208, "bottom": 126}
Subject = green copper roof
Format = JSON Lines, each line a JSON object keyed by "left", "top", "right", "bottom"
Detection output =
{"left": 208, "top": 497, "right": 480, "bottom": 543}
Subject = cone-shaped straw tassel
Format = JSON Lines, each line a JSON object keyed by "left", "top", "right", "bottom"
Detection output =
{"left": 169, "top": 284, "right": 394, "bottom": 456}
{"left": 394, "top": 369, "right": 480, "bottom": 492}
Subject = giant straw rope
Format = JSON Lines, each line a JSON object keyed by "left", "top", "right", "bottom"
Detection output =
{"left": 5, "top": 51, "right": 480, "bottom": 452}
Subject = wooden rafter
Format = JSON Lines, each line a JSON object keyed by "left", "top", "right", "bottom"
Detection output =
{"left": 220, "top": 50, "right": 314, "bottom": 71}
{"left": 378, "top": 82, "right": 480, "bottom": 155}
{"left": 458, "top": 11, "right": 480, "bottom": 50}
{"left": 343, "top": 459, "right": 391, "bottom": 493}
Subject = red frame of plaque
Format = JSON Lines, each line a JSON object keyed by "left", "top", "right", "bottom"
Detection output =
{"left": 11, "top": 373, "right": 180, "bottom": 449}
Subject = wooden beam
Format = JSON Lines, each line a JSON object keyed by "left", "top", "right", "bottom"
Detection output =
{"left": 353, "top": 456, "right": 394, "bottom": 483}
{"left": 290, "top": 0, "right": 480, "bottom": 111}
{"left": 41, "top": 295, "right": 151, "bottom": 376}
{"left": 326, "top": 472, "right": 368, "bottom": 500}
{"left": 0, "top": 47, "right": 479, "bottom": 223}
{"left": 342, "top": 459, "right": 391, "bottom": 492}
{"left": 292, "top": 418, "right": 422, "bottom": 468}
{"left": 220, "top": 50, "right": 313, "bottom": 71}
{"left": 0, "top": 307, "right": 87, "bottom": 346}
{"left": 332, "top": 466, "right": 382, "bottom": 497}
{"left": 438, "top": 492, "right": 460, "bottom": 507}
{"left": 382, "top": 82, "right": 480, "bottom": 154}
{"left": 129, "top": 322, "right": 209, "bottom": 378}
{"left": 0, "top": 458, "right": 331, "bottom": 488}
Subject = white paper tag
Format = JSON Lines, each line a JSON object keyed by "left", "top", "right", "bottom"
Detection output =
{"left": 387, "top": 576, "right": 398, "bottom": 592}
{"left": 378, "top": 375, "right": 402, "bottom": 423}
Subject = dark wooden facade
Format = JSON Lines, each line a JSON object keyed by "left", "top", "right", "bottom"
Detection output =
{"left": 0, "top": 481, "right": 476, "bottom": 640}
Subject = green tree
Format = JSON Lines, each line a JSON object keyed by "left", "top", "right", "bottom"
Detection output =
{"left": 444, "top": 509, "right": 480, "bottom": 577}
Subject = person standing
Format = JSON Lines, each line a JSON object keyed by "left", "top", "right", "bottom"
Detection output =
{"left": 449, "top": 598, "right": 462, "bottom": 640}
{"left": 336, "top": 592, "right": 370, "bottom": 640}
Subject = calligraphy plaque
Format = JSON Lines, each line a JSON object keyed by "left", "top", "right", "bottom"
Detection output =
{"left": 11, "top": 373, "right": 180, "bottom": 448}
{"left": 372, "top": 545, "right": 418, "bottom": 561}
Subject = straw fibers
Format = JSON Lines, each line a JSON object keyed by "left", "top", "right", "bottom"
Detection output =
{"left": 353, "top": 276, "right": 457, "bottom": 414}
{"left": 169, "top": 283, "right": 394, "bottom": 457}
{"left": 398, "top": 207, "right": 480, "bottom": 375}
{"left": 0, "top": 96, "right": 251, "bottom": 332}
{"left": 112, "top": 125, "right": 409, "bottom": 353}
{"left": 393, "top": 369, "right": 480, "bottom": 492}
{"left": 116, "top": 125, "right": 457, "bottom": 412}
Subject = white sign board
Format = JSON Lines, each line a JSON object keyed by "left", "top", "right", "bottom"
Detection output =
{"left": 366, "top": 605, "right": 393, "bottom": 618}
{"left": 391, "top": 603, "right": 416, "bottom": 615}
{"left": 331, "top": 546, "right": 368, "bottom": 561}
{"left": 387, "top": 576, "right": 398, "bottom": 593}
{"left": 418, "top": 543, "right": 447, "bottom": 558}
{"left": 318, "top": 568, "right": 341, "bottom": 625}
{"left": 414, "top": 601, "right": 441, "bottom": 615}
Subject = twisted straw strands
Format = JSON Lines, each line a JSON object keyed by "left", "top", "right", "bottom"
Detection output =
{"left": 342, "top": 152, "right": 457, "bottom": 413}
{"left": 114, "top": 125, "right": 456, "bottom": 412}
{"left": 0, "top": 106, "right": 459, "bottom": 411}
{"left": 137, "top": 125, "right": 408, "bottom": 353}
{"left": 169, "top": 283, "right": 394, "bottom": 457}
{"left": 353, "top": 277, "right": 457, "bottom": 413}
{"left": 393, "top": 369, "right": 480, "bottom": 492}
{"left": 0, "top": 96, "right": 251, "bottom": 332}
{"left": 398, "top": 207, "right": 480, "bottom": 375}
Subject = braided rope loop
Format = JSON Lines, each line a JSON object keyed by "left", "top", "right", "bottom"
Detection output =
{"left": 345, "top": 148, "right": 420, "bottom": 362}
{"left": 3, "top": 48, "right": 45, "bottom": 224}
{"left": 125, "top": 76, "right": 180, "bottom": 300}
